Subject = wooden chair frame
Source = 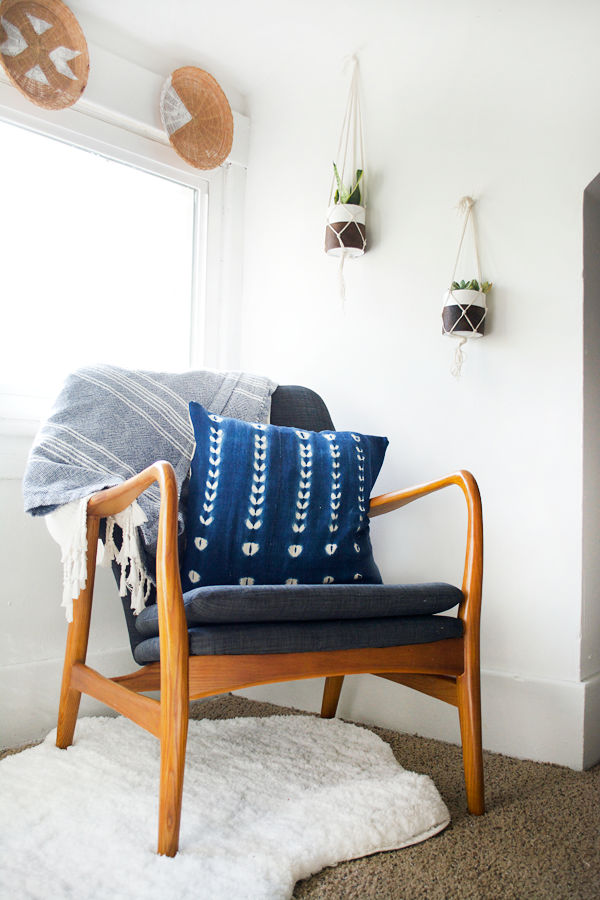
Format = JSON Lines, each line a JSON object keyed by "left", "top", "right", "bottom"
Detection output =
{"left": 56, "top": 461, "right": 483, "bottom": 856}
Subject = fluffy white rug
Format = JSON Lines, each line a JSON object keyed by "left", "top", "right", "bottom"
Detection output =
{"left": 0, "top": 714, "right": 449, "bottom": 899}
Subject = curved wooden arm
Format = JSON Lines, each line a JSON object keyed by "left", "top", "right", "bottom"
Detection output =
{"left": 87, "top": 460, "right": 189, "bottom": 694}
{"left": 368, "top": 470, "right": 483, "bottom": 637}
{"left": 87, "top": 461, "right": 189, "bottom": 855}
{"left": 87, "top": 464, "right": 168, "bottom": 517}
{"left": 369, "top": 470, "right": 478, "bottom": 519}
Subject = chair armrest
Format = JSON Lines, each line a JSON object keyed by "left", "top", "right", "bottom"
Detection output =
{"left": 369, "top": 470, "right": 483, "bottom": 638}
{"left": 87, "top": 461, "right": 188, "bottom": 688}
{"left": 87, "top": 461, "right": 173, "bottom": 518}
{"left": 369, "top": 470, "right": 478, "bottom": 518}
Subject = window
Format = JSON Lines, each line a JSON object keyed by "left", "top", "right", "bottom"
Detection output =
{"left": 0, "top": 110, "right": 214, "bottom": 421}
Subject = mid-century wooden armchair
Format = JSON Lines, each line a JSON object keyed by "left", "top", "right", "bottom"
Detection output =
{"left": 56, "top": 386, "right": 483, "bottom": 856}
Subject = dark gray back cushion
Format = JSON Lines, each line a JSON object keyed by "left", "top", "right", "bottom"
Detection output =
{"left": 270, "top": 385, "right": 334, "bottom": 432}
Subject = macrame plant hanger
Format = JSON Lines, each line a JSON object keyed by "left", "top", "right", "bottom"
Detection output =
{"left": 442, "top": 197, "right": 488, "bottom": 377}
{"left": 325, "top": 55, "right": 367, "bottom": 303}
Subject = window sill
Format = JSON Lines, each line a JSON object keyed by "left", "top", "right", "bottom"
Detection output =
{"left": 0, "top": 416, "right": 41, "bottom": 438}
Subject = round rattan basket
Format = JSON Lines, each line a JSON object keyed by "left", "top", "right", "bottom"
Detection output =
{"left": 160, "top": 66, "right": 233, "bottom": 170}
{"left": 0, "top": 0, "right": 89, "bottom": 109}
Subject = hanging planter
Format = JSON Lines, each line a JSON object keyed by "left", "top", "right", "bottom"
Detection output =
{"left": 442, "top": 279, "right": 492, "bottom": 338}
{"left": 442, "top": 199, "right": 492, "bottom": 376}
{"left": 325, "top": 57, "right": 367, "bottom": 300}
{"left": 325, "top": 165, "right": 366, "bottom": 257}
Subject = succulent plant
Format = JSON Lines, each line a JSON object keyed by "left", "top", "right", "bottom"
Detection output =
{"left": 450, "top": 279, "right": 492, "bottom": 294}
{"left": 333, "top": 163, "right": 363, "bottom": 205}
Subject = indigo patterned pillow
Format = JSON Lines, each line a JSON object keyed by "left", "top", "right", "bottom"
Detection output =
{"left": 180, "top": 402, "right": 389, "bottom": 591}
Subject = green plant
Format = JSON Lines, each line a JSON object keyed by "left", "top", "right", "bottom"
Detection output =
{"left": 333, "top": 163, "right": 363, "bottom": 205}
{"left": 451, "top": 279, "right": 492, "bottom": 294}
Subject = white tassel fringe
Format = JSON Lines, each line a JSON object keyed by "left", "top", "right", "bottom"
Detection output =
{"left": 46, "top": 498, "right": 151, "bottom": 621}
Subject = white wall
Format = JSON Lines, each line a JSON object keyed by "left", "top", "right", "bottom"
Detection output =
{"left": 0, "top": 426, "right": 135, "bottom": 747}
{"left": 2, "top": 2, "right": 599, "bottom": 770}
{"left": 237, "top": 3, "right": 600, "bottom": 768}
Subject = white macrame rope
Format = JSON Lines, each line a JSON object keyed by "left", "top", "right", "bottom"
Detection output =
{"left": 450, "top": 196, "right": 482, "bottom": 287}
{"left": 338, "top": 249, "right": 348, "bottom": 307}
{"left": 450, "top": 337, "right": 467, "bottom": 378}
{"left": 351, "top": 60, "right": 366, "bottom": 203}
{"left": 328, "top": 55, "right": 366, "bottom": 206}
{"left": 326, "top": 55, "right": 367, "bottom": 305}
{"left": 330, "top": 58, "right": 356, "bottom": 203}
{"left": 443, "top": 196, "right": 487, "bottom": 376}
{"left": 325, "top": 209, "right": 366, "bottom": 304}
{"left": 338, "top": 70, "right": 354, "bottom": 191}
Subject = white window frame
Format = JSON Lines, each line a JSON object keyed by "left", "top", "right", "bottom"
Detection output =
{"left": 0, "top": 76, "right": 240, "bottom": 431}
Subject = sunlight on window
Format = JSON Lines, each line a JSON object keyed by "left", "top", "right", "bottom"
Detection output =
{"left": 0, "top": 119, "right": 198, "bottom": 400}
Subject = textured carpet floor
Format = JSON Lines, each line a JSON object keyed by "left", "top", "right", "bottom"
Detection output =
{"left": 4, "top": 695, "right": 599, "bottom": 899}
{"left": 194, "top": 696, "right": 600, "bottom": 900}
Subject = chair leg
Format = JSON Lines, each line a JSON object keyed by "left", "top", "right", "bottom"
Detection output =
{"left": 156, "top": 590, "right": 189, "bottom": 856}
{"left": 321, "top": 675, "right": 344, "bottom": 718}
{"left": 158, "top": 705, "right": 188, "bottom": 856}
{"left": 56, "top": 516, "right": 99, "bottom": 749}
{"left": 456, "top": 669, "right": 485, "bottom": 814}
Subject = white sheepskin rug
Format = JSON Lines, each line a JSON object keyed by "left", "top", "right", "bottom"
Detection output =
{"left": 0, "top": 714, "right": 449, "bottom": 899}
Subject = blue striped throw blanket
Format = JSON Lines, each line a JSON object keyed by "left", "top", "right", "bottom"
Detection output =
{"left": 23, "top": 365, "right": 276, "bottom": 618}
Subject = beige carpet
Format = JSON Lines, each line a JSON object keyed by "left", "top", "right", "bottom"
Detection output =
{"left": 193, "top": 696, "right": 600, "bottom": 900}
{"left": 4, "top": 695, "right": 598, "bottom": 899}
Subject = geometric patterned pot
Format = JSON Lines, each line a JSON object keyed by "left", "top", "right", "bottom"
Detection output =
{"left": 442, "top": 289, "right": 487, "bottom": 339}
{"left": 325, "top": 204, "right": 366, "bottom": 258}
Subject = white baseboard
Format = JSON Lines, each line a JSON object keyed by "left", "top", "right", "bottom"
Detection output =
{"left": 4, "top": 654, "right": 598, "bottom": 771}
{"left": 238, "top": 667, "right": 597, "bottom": 771}
{"left": 0, "top": 646, "right": 133, "bottom": 749}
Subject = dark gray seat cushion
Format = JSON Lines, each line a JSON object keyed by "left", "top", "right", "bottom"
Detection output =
{"left": 135, "top": 582, "right": 463, "bottom": 637}
{"left": 133, "top": 613, "right": 464, "bottom": 664}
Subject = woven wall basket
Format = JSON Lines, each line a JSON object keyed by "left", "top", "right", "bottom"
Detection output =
{"left": 160, "top": 66, "right": 233, "bottom": 170}
{"left": 0, "top": 0, "right": 89, "bottom": 109}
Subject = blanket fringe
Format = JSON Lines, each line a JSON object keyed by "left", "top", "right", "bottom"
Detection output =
{"left": 100, "top": 502, "right": 152, "bottom": 615}
{"left": 46, "top": 498, "right": 151, "bottom": 621}
{"left": 54, "top": 497, "right": 89, "bottom": 623}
